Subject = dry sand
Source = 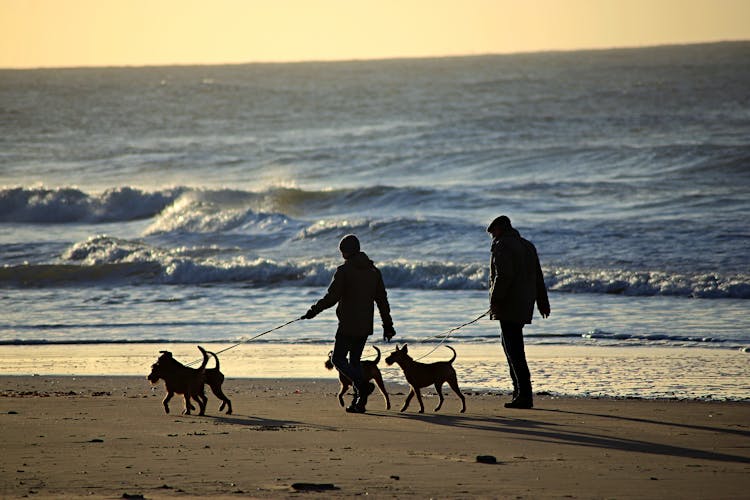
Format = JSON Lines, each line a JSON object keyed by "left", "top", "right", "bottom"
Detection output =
{"left": 1, "top": 376, "right": 748, "bottom": 499}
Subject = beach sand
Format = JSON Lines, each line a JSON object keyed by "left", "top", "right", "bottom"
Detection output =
{"left": 1, "top": 375, "right": 748, "bottom": 499}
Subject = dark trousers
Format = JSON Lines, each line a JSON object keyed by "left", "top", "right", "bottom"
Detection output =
{"left": 499, "top": 321, "right": 532, "bottom": 399}
{"left": 331, "top": 334, "right": 367, "bottom": 393}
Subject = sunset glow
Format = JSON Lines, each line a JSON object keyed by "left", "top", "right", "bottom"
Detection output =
{"left": 1, "top": 0, "right": 749, "bottom": 68}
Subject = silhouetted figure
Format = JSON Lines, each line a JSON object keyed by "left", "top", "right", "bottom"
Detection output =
{"left": 487, "top": 216, "right": 550, "bottom": 409}
{"left": 302, "top": 234, "right": 396, "bottom": 413}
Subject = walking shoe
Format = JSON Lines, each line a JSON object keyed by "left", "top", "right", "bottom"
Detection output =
{"left": 345, "top": 403, "right": 366, "bottom": 413}
{"left": 504, "top": 398, "right": 533, "bottom": 409}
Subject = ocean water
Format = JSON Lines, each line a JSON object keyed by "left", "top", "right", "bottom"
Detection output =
{"left": 1, "top": 43, "right": 749, "bottom": 398}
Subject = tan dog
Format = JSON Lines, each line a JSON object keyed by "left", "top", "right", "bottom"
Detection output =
{"left": 325, "top": 346, "right": 391, "bottom": 410}
{"left": 385, "top": 344, "right": 466, "bottom": 413}
{"left": 147, "top": 346, "right": 208, "bottom": 415}
{"left": 204, "top": 350, "right": 232, "bottom": 415}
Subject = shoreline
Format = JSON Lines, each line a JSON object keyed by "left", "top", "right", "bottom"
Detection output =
{"left": 1, "top": 343, "right": 748, "bottom": 401}
{"left": 1, "top": 376, "right": 749, "bottom": 499}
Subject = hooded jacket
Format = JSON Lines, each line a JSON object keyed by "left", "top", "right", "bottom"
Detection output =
{"left": 309, "top": 251, "right": 393, "bottom": 337}
{"left": 489, "top": 228, "right": 550, "bottom": 324}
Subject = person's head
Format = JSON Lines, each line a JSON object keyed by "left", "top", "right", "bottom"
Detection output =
{"left": 338, "top": 234, "right": 360, "bottom": 259}
{"left": 486, "top": 215, "right": 512, "bottom": 238}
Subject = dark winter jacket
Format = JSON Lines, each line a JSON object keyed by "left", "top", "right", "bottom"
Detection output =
{"left": 489, "top": 228, "right": 550, "bottom": 324}
{"left": 308, "top": 252, "right": 393, "bottom": 337}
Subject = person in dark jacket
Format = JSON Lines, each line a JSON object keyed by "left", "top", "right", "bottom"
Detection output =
{"left": 302, "top": 234, "right": 396, "bottom": 413}
{"left": 487, "top": 215, "right": 550, "bottom": 409}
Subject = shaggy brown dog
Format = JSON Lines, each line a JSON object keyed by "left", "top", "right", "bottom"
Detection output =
{"left": 385, "top": 344, "right": 466, "bottom": 413}
{"left": 204, "top": 350, "right": 232, "bottom": 415}
{"left": 147, "top": 346, "right": 208, "bottom": 415}
{"left": 325, "top": 346, "right": 390, "bottom": 410}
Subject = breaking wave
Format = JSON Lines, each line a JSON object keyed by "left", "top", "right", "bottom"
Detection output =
{"left": 0, "top": 185, "right": 455, "bottom": 224}
{"left": 1, "top": 234, "right": 747, "bottom": 298}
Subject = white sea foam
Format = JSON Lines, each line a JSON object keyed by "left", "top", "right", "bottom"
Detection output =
{"left": 54, "top": 235, "right": 750, "bottom": 298}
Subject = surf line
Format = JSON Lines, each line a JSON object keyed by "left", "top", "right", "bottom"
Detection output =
{"left": 185, "top": 317, "right": 302, "bottom": 367}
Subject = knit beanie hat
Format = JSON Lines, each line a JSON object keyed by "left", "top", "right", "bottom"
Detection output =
{"left": 339, "top": 234, "right": 360, "bottom": 255}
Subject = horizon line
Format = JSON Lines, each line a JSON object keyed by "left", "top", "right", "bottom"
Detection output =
{"left": 1, "top": 39, "right": 747, "bottom": 71}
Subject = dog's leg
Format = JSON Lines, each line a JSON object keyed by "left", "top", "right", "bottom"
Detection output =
{"left": 183, "top": 393, "right": 192, "bottom": 415}
{"left": 210, "top": 384, "right": 232, "bottom": 415}
{"left": 195, "top": 393, "right": 208, "bottom": 414}
{"left": 337, "top": 377, "right": 349, "bottom": 408}
{"left": 414, "top": 387, "right": 425, "bottom": 413}
{"left": 196, "top": 390, "right": 207, "bottom": 416}
{"left": 206, "top": 382, "right": 232, "bottom": 415}
{"left": 162, "top": 391, "right": 174, "bottom": 414}
{"left": 400, "top": 389, "right": 415, "bottom": 412}
{"left": 434, "top": 382, "right": 445, "bottom": 412}
{"left": 372, "top": 371, "right": 390, "bottom": 410}
{"left": 447, "top": 375, "right": 466, "bottom": 413}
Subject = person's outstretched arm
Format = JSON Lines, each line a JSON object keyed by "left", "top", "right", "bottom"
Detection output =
{"left": 302, "top": 268, "right": 344, "bottom": 319}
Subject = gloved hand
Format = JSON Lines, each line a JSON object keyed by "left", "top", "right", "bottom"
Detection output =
{"left": 301, "top": 308, "right": 317, "bottom": 320}
{"left": 538, "top": 305, "right": 550, "bottom": 319}
{"left": 383, "top": 324, "right": 396, "bottom": 343}
{"left": 489, "top": 304, "right": 499, "bottom": 319}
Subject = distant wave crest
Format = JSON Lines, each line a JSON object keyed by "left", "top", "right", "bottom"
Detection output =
{"left": 0, "top": 186, "right": 184, "bottom": 223}
{"left": 546, "top": 267, "right": 750, "bottom": 299}
{"left": 0, "top": 184, "right": 451, "bottom": 225}
{"left": 143, "top": 193, "right": 297, "bottom": 236}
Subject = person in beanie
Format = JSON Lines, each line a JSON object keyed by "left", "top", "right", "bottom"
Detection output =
{"left": 487, "top": 216, "right": 550, "bottom": 409}
{"left": 302, "top": 234, "right": 396, "bottom": 413}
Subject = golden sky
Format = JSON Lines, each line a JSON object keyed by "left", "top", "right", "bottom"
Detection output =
{"left": 1, "top": 0, "right": 749, "bottom": 68}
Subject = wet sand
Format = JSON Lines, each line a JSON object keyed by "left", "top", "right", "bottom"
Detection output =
{"left": 1, "top": 376, "right": 748, "bottom": 498}
{"left": 1, "top": 343, "right": 748, "bottom": 400}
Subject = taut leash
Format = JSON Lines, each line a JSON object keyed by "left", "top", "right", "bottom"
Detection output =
{"left": 183, "top": 309, "right": 489, "bottom": 366}
{"left": 412, "top": 309, "right": 490, "bottom": 361}
{"left": 185, "top": 317, "right": 302, "bottom": 367}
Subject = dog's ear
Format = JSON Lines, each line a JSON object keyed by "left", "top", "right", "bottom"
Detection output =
{"left": 159, "top": 351, "right": 172, "bottom": 358}
{"left": 402, "top": 344, "right": 408, "bottom": 352}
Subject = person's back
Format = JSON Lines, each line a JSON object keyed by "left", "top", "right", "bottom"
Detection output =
{"left": 331, "top": 251, "right": 390, "bottom": 337}
{"left": 490, "top": 228, "right": 548, "bottom": 325}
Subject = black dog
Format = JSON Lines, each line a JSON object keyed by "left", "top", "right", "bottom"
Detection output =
{"left": 147, "top": 346, "right": 208, "bottom": 415}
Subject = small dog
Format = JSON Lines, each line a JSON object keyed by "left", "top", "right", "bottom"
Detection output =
{"left": 147, "top": 346, "right": 208, "bottom": 415}
{"left": 385, "top": 344, "right": 466, "bottom": 413}
{"left": 325, "top": 346, "right": 390, "bottom": 410}
{"left": 204, "top": 350, "right": 232, "bottom": 415}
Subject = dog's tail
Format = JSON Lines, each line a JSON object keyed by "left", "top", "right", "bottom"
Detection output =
{"left": 445, "top": 345, "right": 457, "bottom": 364}
{"left": 207, "top": 350, "right": 221, "bottom": 370}
{"left": 196, "top": 346, "right": 209, "bottom": 372}
{"left": 371, "top": 345, "right": 381, "bottom": 364}
{"left": 324, "top": 350, "right": 334, "bottom": 370}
